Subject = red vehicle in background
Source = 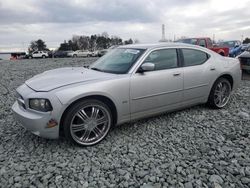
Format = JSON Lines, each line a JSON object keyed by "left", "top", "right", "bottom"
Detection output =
{"left": 176, "top": 37, "right": 229, "bottom": 56}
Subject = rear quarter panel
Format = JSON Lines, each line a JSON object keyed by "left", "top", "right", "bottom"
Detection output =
{"left": 217, "top": 56, "right": 242, "bottom": 90}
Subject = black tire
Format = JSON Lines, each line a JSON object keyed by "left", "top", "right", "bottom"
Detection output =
{"left": 73, "top": 54, "right": 77, "bottom": 58}
{"left": 207, "top": 78, "right": 232, "bottom": 109}
{"left": 42, "top": 55, "right": 46, "bottom": 59}
{"left": 63, "top": 99, "right": 113, "bottom": 146}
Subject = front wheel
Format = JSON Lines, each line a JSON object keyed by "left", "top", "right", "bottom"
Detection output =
{"left": 73, "top": 54, "right": 77, "bottom": 58}
{"left": 63, "top": 100, "right": 112, "bottom": 146}
{"left": 42, "top": 55, "right": 46, "bottom": 58}
{"left": 207, "top": 78, "right": 232, "bottom": 108}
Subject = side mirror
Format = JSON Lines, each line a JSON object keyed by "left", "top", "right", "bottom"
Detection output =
{"left": 235, "top": 45, "right": 239, "bottom": 48}
{"left": 138, "top": 62, "right": 155, "bottom": 73}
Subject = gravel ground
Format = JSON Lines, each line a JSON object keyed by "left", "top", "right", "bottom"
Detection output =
{"left": 0, "top": 58, "right": 250, "bottom": 188}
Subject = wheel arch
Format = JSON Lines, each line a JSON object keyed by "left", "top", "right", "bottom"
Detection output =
{"left": 218, "top": 73, "right": 234, "bottom": 89}
{"left": 59, "top": 95, "right": 118, "bottom": 136}
{"left": 207, "top": 73, "right": 234, "bottom": 108}
{"left": 218, "top": 51, "right": 225, "bottom": 56}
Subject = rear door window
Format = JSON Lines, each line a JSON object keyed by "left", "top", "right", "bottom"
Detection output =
{"left": 182, "top": 49, "right": 209, "bottom": 66}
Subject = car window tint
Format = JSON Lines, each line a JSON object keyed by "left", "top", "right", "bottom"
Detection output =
{"left": 182, "top": 49, "right": 208, "bottom": 66}
{"left": 145, "top": 49, "right": 178, "bottom": 71}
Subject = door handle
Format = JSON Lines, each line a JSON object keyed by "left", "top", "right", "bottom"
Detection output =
{"left": 210, "top": 67, "right": 216, "bottom": 71}
{"left": 173, "top": 73, "right": 181, "bottom": 76}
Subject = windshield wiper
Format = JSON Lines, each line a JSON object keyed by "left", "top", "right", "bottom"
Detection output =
{"left": 90, "top": 67, "right": 103, "bottom": 72}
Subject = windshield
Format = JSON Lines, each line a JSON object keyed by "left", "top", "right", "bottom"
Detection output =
{"left": 219, "top": 41, "right": 235, "bottom": 48}
{"left": 90, "top": 48, "right": 145, "bottom": 74}
{"left": 176, "top": 38, "right": 197, "bottom": 45}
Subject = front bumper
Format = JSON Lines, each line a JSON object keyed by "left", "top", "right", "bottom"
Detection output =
{"left": 12, "top": 101, "right": 59, "bottom": 139}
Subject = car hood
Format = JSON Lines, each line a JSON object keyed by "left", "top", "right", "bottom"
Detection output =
{"left": 238, "top": 51, "right": 250, "bottom": 58}
{"left": 25, "top": 67, "right": 116, "bottom": 92}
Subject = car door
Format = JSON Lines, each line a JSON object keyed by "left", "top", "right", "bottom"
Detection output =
{"left": 39, "top": 51, "right": 43, "bottom": 57}
{"left": 130, "top": 48, "right": 183, "bottom": 119}
{"left": 181, "top": 48, "right": 218, "bottom": 105}
{"left": 79, "top": 50, "right": 85, "bottom": 57}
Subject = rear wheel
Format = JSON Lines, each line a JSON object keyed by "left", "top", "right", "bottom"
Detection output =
{"left": 73, "top": 54, "right": 77, "bottom": 58}
{"left": 207, "top": 78, "right": 232, "bottom": 108}
{"left": 63, "top": 100, "right": 112, "bottom": 146}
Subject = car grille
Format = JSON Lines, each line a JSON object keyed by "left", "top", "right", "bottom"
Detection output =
{"left": 16, "top": 92, "right": 26, "bottom": 109}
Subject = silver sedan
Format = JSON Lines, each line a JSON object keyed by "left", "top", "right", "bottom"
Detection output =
{"left": 12, "top": 43, "right": 242, "bottom": 146}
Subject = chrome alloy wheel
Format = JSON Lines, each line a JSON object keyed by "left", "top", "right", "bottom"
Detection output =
{"left": 213, "top": 80, "right": 231, "bottom": 108}
{"left": 70, "top": 104, "right": 111, "bottom": 146}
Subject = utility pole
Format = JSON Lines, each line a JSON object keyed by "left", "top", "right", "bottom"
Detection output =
{"left": 159, "top": 24, "right": 167, "bottom": 42}
{"left": 162, "top": 24, "right": 166, "bottom": 41}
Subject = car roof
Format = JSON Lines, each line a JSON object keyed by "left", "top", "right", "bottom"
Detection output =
{"left": 117, "top": 42, "right": 207, "bottom": 51}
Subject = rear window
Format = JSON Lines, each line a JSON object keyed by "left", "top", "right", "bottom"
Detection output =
{"left": 177, "top": 39, "right": 197, "bottom": 45}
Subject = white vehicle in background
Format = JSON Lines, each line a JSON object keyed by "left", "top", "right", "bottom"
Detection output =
{"left": 68, "top": 50, "right": 91, "bottom": 58}
{"left": 31, "top": 51, "right": 49, "bottom": 58}
{"left": 98, "top": 45, "right": 120, "bottom": 57}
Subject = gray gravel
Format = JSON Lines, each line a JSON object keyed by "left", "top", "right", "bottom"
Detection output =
{"left": 0, "top": 58, "right": 250, "bottom": 188}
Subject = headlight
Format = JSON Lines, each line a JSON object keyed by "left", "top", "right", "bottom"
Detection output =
{"left": 29, "top": 99, "right": 53, "bottom": 112}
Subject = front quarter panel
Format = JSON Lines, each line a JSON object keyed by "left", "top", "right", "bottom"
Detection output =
{"left": 54, "top": 76, "right": 131, "bottom": 124}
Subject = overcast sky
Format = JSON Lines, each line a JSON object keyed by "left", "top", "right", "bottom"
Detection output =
{"left": 1, "top": 0, "right": 250, "bottom": 51}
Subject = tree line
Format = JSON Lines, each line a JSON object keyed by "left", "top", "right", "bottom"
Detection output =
{"left": 29, "top": 34, "right": 250, "bottom": 53}
{"left": 29, "top": 32, "right": 138, "bottom": 52}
